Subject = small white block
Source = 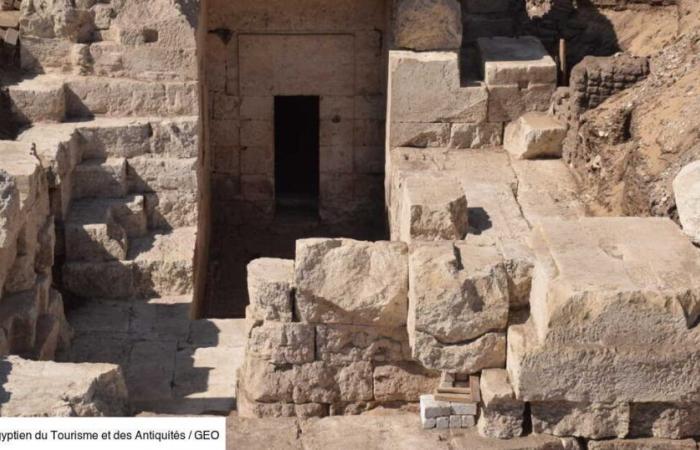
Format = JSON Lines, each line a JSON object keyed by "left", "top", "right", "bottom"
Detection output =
{"left": 436, "top": 417, "right": 449, "bottom": 429}
{"left": 421, "top": 417, "right": 436, "bottom": 429}
{"left": 451, "top": 402, "right": 478, "bottom": 415}
{"left": 421, "top": 394, "right": 451, "bottom": 419}
{"left": 462, "top": 415, "right": 476, "bottom": 428}
{"left": 4, "top": 28, "right": 18, "bottom": 46}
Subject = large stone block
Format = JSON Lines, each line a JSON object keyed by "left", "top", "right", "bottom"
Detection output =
{"left": 399, "top": 175, "right": 468, "bottom": 242}
{"left": 389, "top": 51, "right": 488, "bottom": 124}
{"left": 247, "top": 322, "right": 315, "bottom": 365}
{"left": 295, "top": 239, "right": 408, "bottom": 327}
{"left": 0, "top": 356, "right": 128, "bottom": 416}
{"left": 390, "top": 122, "right": 451, "bottom": 148}
{"left": 673, "top": 160, "right": 700, "bottom": 244}
{"left": 487, "top": 83, "right": 556, "bottom": 123}
{"left": 449, "top": 122, "right": 503, "bottom": 149}
{"left": 408, "top": 242, "right": 509, "bottom": 344}
{"left": 394, "top": 0, "right": 462, "bottom": 51}
{"left": 504, "top": 112, "right": 567, "bottom": 160}
{"left": 478, "top": 369, "right": 524, "bottom": 439}
{"left": 411, "top": 330, "right": 505, "bottom": 373}
{"left": 531, "top": 402, "right": 630, "bottom": 439}
{"left": 7, "top": 75, "right": 66, "bottom": 124}
{"left": 629, "top": 403, "right": 700, "bottom": 439}
{"left": 478, "top": 37, "right": 557, "bottom": 87}
{"left": 315, "top": 324, "right": 411, "bottom": 364}
{"left": 373, "top": 362, "right": 439, "bottom": 402}
{"left": 72, "top": 158, "right": 128, "bottom": 199}
{"left": 247, "top": 258, "right": 294, "bottom": 322}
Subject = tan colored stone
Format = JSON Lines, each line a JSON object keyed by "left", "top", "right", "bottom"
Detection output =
{"left": 504, "top": 112, "right": 567, "bottom": 160}
{"left": 449, "top": 122, "right": 503, "bottom": 149}
{"left": 394, "top": 0, "right": 462, "bottom": 51}
{"left": 587, "top": 438, "right": 697, "bottom": 450}
{"left": 247, "top": 258, "right": 294, "bottom": 322}
{"left": 390, "top": 122, "right": 451, "bottom": 148}
{"left": 478, "top": 37, "right": 557, "bottom": 87}
{"left": 247, "top": 322, "right": 315, "bottom": 365}
{"left": 531, "top": 402, "right": 630, "bottom": 439}
{"left": 7, "top": 75, "right": 66, "bottom": 124}
{"left": 411, "top": 330, "right": 506, "bottom": 373}
{"left": 629, "top": 402, "right": 700, "bottom": 439}
{"left": 295, "top": 239, "right": 408, "bottom": 327}
{"left": 373, "top": 362, "right": 439, "bottom": 402}
{"left": 673, "top": 160, "right": 700, "bottom": 244}
{"left": 315, "top": 324, "right": 411, "bottom": 364}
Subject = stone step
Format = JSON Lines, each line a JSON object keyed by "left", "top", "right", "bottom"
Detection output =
{"left": 64, "top": 196, "right": 147, "bottom": 262}
{"left": 72, "top": 157, "right": 128, "bottom": 199}
{"left": 62, "top": 227, "right": 196, "bottom": 299}
{"left": 0, "top": 355, "right": 128, "bottom": 416}
{"left": 6, "top": 75, "right": 66, "bottom": 125}
{"left": 504, "top": 112, "right": 567, "bottom": 160}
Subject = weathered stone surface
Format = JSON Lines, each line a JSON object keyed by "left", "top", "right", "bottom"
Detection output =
{"left": 450, "top": 122, "right": 503, "bottom": 149}
{"left": 673, "top": 160, "right": 700, "bottom": 244}
{"left": 399, "top": 175, "right": 468, "bottom": 242}
{"left": 504, "top": 112, "right": 567, "bottom": 160}
{"left": 373, "top": 362, "right": 439, "bottom": 402}
{"left": 478, "top": 369, "right": 524, "bottom": 439}
{"left": 478, "top": 37, "right": 557, "bottom": 87}
{"left": 7, "top": 75, "right": 66, "bottom": 124}
{"left": 247, "top": 258, "right": 294, "bottom": 322}
{"left": 227, "top": 417, "right": 302, "bottom": 449}
{"left": 393, "top": 0, "right": 462, "bottom": 51}
{"left": 389, "top": 51, "right": 488, "bottom": 124}
{"left": 629, "top": 402, "right": 700, "bottom": 439}
{"left": 531, "top": 402, "right": 630, "bottom": 439}
{"left": 126, "top": 156, "right": 197, "bottom": 193}
{"left": 587, "top": 438, "right": 698, "bottom": 450}
{"left": 315, "top": 324, "right": 411, "bottom": 364}
{"left": 390, "top": 122, "right": 451, "bottom": 148}
{"left": 72, "top": 158, "right": 128, "bottom": 199}
{"left": 247, "top": 322, "right": 315, "bottom": 365}
{"left": 487, "top": 83, "right": 556, "bottom": 123}
{"left": 295, "top": 238, "right": 408, "bottom": 327}
{"left": 0, "top": 356, "right": 128, "bottom": 416}
{"left": 408, "top": 242, "right": 509, "bottom": 347}
{"left": 411, "top": 330, "right": 506, "bottom": 373}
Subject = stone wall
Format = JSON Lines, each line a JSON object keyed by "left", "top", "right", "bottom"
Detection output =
{"left": 203, "top": 0, "right": 388, "bottom": 226}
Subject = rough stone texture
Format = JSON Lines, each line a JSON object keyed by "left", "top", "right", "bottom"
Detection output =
{"left": 399, "top": 175, "right": 468, "bottom": 242}
{"left": 393, "top": 0, "right": 462, "bottom": 51}
{"left": 247, "top": 322, "right": 315, "bottom": 366}
{"left": 587, "top": 438, "right": 698, "bottom": 450}
{"left": 373, "top": 362, "right": 439, "bottom": 402}
{"left": 315, "top": 324, "right": 411, "bottom": 364}
{"left": 508, "top": 217, "right": 700, "bottom": 403}
{"left": 673, "top": 160, "right": 700, "bottom": 244}
{"left": 478, "top": 368, "right": 524, "bottom": 439}
{"left": 0, "top": 356, "right": 128, "bottom": 416}
{"left": 410, "top": 330, "right": 505, "bottom": 373}
{"left": 504, "top": 112, "right": 567, "bottom": 160}
{"left": 295, "top": 239, "right": 409, "bottom": 327}
{"left": 247, "top": 258, "right": 294, "bottom": 322}
{"left": 531, "top": 402, "right": 630, "bottom": 439}
{"left": 478, "top": 37, "right": 557, "bottom": 87}
{"left": 629, "top": 402, "right": 700, "bottom": 439}
{"left": 7, "top": 75, "right": 66, "bottom": 124}
{"left": 449, "top": 122, "right": 503, "bottom": 149}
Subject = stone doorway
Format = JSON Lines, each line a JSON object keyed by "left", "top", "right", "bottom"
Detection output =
{"left": 197, "top": 0, "right": 391, "bottom": 318}
{"left": 274, "top": 95, "right": 320, "bottom": 216}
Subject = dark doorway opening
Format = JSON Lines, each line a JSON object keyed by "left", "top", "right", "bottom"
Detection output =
{"left": 274, "top": 96, "right": 320, "bottom": 216}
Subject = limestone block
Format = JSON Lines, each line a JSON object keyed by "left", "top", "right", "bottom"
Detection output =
{"left": 126, "top": 156, "right": 197, "bottom": 193}
{"left": 19, "top": 0, "right": 94, "bottom": 41}
{"left": 295, "top": 238, "right": 409, "bottom": 327}
{"left": 389, "top": 51, "right": 488, "bottom": 124}
{"left": 449, "top": 122, "right": 503, "bottom": 149}
{"left": 531, "top": 402, "right": 630, "bottom": 439}
{"left": 408, "top": 242, "right": 509, "bottom": 344}
{"left": 64, "top": 220, "right": 127, "bottom": 262}
{"left": 373, "top": 362, "right": 439, "bottom": 402}
{"left": 478, "top": 369, "right": 524, "bottom": 439}
{"left": 77, "top": 118, "right": 153, "bottom": 159}
{"left": 504, "top": 112, "right": 567, "bottom": 159}
{"left": 487, "top": 83, "right": 556, "bottom": 123}
{"left": 0, "top": 287, "right": 40, "bottom": 354}
{"left": 478, "top": 37, "right": 557, "bottom": 87}
{"left": 0, "top": 356, "right": 128, "bottom": 416}
{"left": 411, "top": 330, "right": 506, "bottom": 373}
{"left": 421, "top": 394, "right": 451, "bottom": 419}
{"left": 390, "top": 122, "right": 451, "bottom": 148}
{"left": 63, "top": 261, "right": 134, "bottom": 299}
{"left": 399, "top": 175, "right": 468, "bottom": 242}
{"left": 149, "top": 116, "right": 199, "bottom": 158}
{"left": 315, "top": 324, "right": 411, "bottom": 364}
{"left": 587, "top": 438, "right": 697, "bottom": 450}
{"left": 629, "top": 403, "right": 700, "bottom": 439}
{"left": 336, "top": 361, "right": 374, "bottom": 402}
{"left": 394, "top": 0, "right": 462, "bottom": 51}
{"left": 292, "top": 362, "right": 341, "bottom": 404}
{"left": 7, "top": 75, "right": 66, "bottom": 124}
{"left": 247, "top": 322, "right": 315, "bottom": 365}
{"left": 247, "top": 258, "right": 294, "bottom": 322}
{"left": 673, "top": 160, "right": 700, "bottom": 244}
{"left": 72, "top": 158, "right": 128, "bottom": 199}
{"left": 144, "top": 191, "right": 198, "bottom": 229}
{"left": 19, "top": 36, "right": 75, "bottom": 73}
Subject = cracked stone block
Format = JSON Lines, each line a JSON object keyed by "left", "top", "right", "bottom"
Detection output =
{"left": 508, "top": 217, "right": 700, "bottom": 403}
{"left": 399, "top": 175, "right": 468, "bottom": 242}
{"left": 531, "top": 402, "right": 630, "bottom": 439}
{"left": 389, "top": 51, "right": 488, "bottom": 124}
{"left": 504, "top": 112, "right": 567, "bottom": 160}
{"left": 449, "top": 122, "right": 503, "bottom": 149}
{"left": 315, "top": 324, "right": 411, "bottom": 364}
{"left": 478, "top": 36, "right": 557, "bottom": 87}
{"left": 247, "top": 322, "right": 315, "bottom": 365}
{"left": 247, "top": 258, "right": 294, "bottom": 322}
{"left": 673, "top": 160, "right": 700, "bottom": 244}
{"left": 394, "top": 0, "right": 462, "bottom": 51}
{"left": 0, "top": 355, "right": 128, "bottom": 416}
{"left": 373, "top": 362, "right": 439, "bottom": 402}
{"left": 629, "top": 402, "right": 700, "bottom": 439}
{"left": 295, "top": 238, "right": 409, "bottom": 327}
{"left": 478, "top": 369, "right": 524, "bottom": 439}
{"left": 408, "top": 242, "right": 509, "bottom": 371}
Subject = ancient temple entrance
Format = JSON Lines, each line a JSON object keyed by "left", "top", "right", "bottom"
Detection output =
{"left": 198, "top": 0, "right": 390, "bottom": 318}
{"left": 274, "top": 96, "right": 320, "bottom": 216}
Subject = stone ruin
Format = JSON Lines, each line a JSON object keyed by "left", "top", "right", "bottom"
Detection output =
{"left": 1, "top": 0, "right": 700, "bottom": 448}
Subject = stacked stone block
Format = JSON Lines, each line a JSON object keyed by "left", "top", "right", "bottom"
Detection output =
{"left": 0, "top": 1, "right": 19, "bottom": 64}
{"left": 0, "top": 140, "right": 72, "bottom": 361}
{"left": 420, "top": 394, "right": 477, "bottom": 429}
{"left": 238, "top": 239, "right": 441, "bottom": 418}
